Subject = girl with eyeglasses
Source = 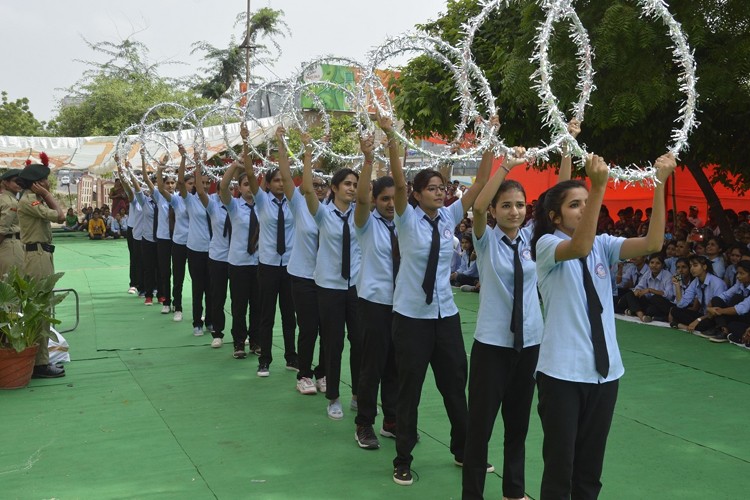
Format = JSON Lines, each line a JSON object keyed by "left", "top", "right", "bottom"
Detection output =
{"left": 382, "top": 114, "right": 493, "bottom": 487}
{"left": 278, "top": 129, "right": 328, "bottom": 395}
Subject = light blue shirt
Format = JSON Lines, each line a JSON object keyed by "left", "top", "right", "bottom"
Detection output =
{"left": 393, "top": 202, "right": 464, "bottom": 319}
{"left": 635, "top": 268, "right": 675, "bottom": 301}
{"left": 152, "top": 191, "right": 171, "bottom": 241}
{"left": 354, "top": 210, "right": 397, "bottom": 306}
{"left": 169, "top": 195, "right": 189, "bottom": 246}
{"left": 664, "top": 256, "right": 678, "bottom": 275}
{"left": 128, "top": 199, "right": 144, "bottom": 240}
{"left": 224, "top": 197, "right": 259, "bottom": 267}
{"left": 725, "top": 264, "right": 737, "bottom": 287}
{"left": 184, "top": 192, "right": 211, "bottom": 252}
{"left": 111, "top": 218, "right": 122, "bottom": 233}
{"left": 135, "top": 191, "right": 156, "bottom": 243}
{"left": 287, "top": 189, "right": 318, "bottom": 280}
{"left": 716, "top": 281, "right": 750, "bottom": 316}
{"left": 313, "top": 202, "right": 361, "bottom": 290}
{"left": 710, "top": 256, "right": 726, "bottom": 279}
{"left": 536, "top": 231, "right": 626, "bottom": 384}
{"left": 456, "top": 251, "right": 479, "bottom": 278}
{"left": 207, "top": 194, "right": 230, "bottom": 262}
{"left": 255, "top": 189, "right": 294, "bottom": 266}
{"left": 473, "top": 225, "right": 543, "bottom": 348}
{"left": 675, "top": 272, "right": 727, "bottom": 313}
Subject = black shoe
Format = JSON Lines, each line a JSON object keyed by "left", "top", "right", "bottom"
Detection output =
{"left": 393, "top": 465, "right": 413, "bottom": 486}
{"left": 32, "top": 364, "right": 66, "bottom": 379}
{"left": 454, "top": 457, "right": 495, "bottom": 473}
{"left": 233, "top": 347, "right": 247, "bottom": 359}
{"left": 285, "top": 358, "right": 299, "bottom": 372}
{"left": 248, "top": 342, "right": 261, "bottom": 355}
{"left": 257, "top": 362, "right": 270, "bottom": 377}
{"left": 355, "top": 425, "right": 380, "bottom": 450}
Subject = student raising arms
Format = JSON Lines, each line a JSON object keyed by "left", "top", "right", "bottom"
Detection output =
{"left": 530, "top": 152, "right": 676, "bottom": 499}
{"left": 461, "top": 141, "right": 538, "bottom": 500}
{"left": 382, "top": 114, "right": 493, "bottom": 487}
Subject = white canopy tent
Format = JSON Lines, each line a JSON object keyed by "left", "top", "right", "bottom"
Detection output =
{"left": 0, "top": 115, "right": 290, "bottom": 174}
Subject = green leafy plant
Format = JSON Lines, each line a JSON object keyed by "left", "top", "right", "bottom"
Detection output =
{"left": 0, "top": 269, "right": 68, "bottom": 353}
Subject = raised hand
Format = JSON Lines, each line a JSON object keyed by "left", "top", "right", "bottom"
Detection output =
{"left": 585, "top": 153, "right": 609, "bottom": 188}
{"left": 376, "top": 113, "right": 393, "bottom": 133}
{"left": 359, "top": 134, "right": 375, "bottom": 160}
{"left": 503, "top": 146, "right": 527, "bottom": 170}
{"left": 240, "top": 121, "right": 249, "bottom": 140}
{"left": 568, "top": 119, "right": 581, "bottom": 138}
{"left": 178, "top": 144, "right": 187, "bottom": 157}
{"left": 653, "top": 152, "right": 677, "bottom": 185}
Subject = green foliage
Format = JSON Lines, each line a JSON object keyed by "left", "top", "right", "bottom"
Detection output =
{"left": 0, "top": 269, "right": 67, "bottom": 353}
{"left": 48, "top": 36, "right": 211, "bottom": 137}
{"left": 393, "top": 0, "right": 750, "bottom": 191}
{"left": 0, "top": 91, "right": 47, "bottom": 136}
{"left": 284, "top": 114, "right": 361, "bottom": 173}
{"left": 192, "top": 7, "right": 290, "bottom": 100}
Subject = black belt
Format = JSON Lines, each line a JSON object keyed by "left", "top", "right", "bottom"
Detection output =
{"left": 3, "top": 233, "right": 21, "bottom": 239}
{"left": 25, "top": 242, "right": 55, "bottom": 254}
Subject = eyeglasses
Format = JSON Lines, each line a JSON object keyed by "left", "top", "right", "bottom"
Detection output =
{"left": 313, "top": 183, "right": 328, "bottom": 189}
{"left": 424, "top": 185, "right": 447, "bottom": 193}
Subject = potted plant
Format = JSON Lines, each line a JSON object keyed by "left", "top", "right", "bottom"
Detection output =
{"left": 0, "top": 268, "right": 68, "bottom": 389}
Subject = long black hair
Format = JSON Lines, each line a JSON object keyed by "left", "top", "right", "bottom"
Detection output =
{"left": 327, "top": 168, "right": 359, "bottom": 203}
{"left": 530, "top": 180, "right": 586, "bottom": 261}
{"left": 491, "top": 179, "right": 526, "bottom": 208}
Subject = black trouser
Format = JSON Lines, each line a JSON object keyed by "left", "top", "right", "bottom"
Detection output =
{"left": 355, "top": 298, "right": 398, "bottom": 427}
{"left": 711, "top": 295, "right": 750, "bottom": 331}
{"left": 140, "top": 239, "right": 157, "bottom": 299}
{"left": 208, "top": 258, "right": 229, "bottom": 339}
{"left": 291, "top": 276, "right": 325, "bottom": 381}
{"left": 229, "top": 264, "right": 260, "bottom": 349}
{"left": 127, "top": 229, "right": 142, "bottom": 290}
{"left": 258, "top": 264, "right": 297, "bottom": 366}
{"left": 187, "top": 248, "right": 212, "bottom": 329}
{"left": 171, "top": 243, "right": 187, "bottom": 312}
{"left": 463, "top": 341, "right": 539, "bottom": 500}
{"left": 669, "top": 306, "right": 712, "bottom": 330}
{"left": 642, "top": 295, "right": 675, "bottom": 320}
{"left": 156, "top": 238, "right": 172, "bottom": 306}
{"left": 537, "top": 373, "right": 619, "bottom": 500}
{"left": 392, "top": 312, "right": 467, "bottom": 468}
{"left": 317, "top": 285, "right": 361, "bottom": 401}
{"left": 451, "top": 273, "right": 478, "bottom": 287}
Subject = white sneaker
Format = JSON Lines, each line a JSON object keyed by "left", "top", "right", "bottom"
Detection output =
{"left": 211, "top": 338, "right": 223, "bottom": 348}
{"left": 315, "top": 376, "right": 327, "bottom": 394}
{"left": 193, "top": 326, "right": 204, "bottom": 337}
{"left": 160, "top": 305, "right": 170, "bottom": 314}
{"left": 296, "top": 377, "right": 317, "bottom": 395}
{"left": 327, "top": 399, "right": 344, "bottom": 420}
{"left": 127, "top": 287, "right": 137, "bottom": 294}
{"left": 350, "top": 399, "right": 358, "bottom": 412}
{"left": 173, "top": 311, "right": 183, "bottom": 322}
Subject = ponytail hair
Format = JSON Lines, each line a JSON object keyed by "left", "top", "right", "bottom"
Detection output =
{"left": 530, "top": 180, "right": 586, "bottom": 261}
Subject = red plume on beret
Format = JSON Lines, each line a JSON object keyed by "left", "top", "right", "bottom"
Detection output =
{"left": 39, "top": 152, "right": 49, "bottom": 167}
{"left": 25, "top": 159, "right": 32, "bottom": 166}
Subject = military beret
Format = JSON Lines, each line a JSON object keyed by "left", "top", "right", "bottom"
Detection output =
{"left": 0, "top": 168, "right": 22, "bottom": 181}
{"left": 19, "top": 164, "right": 51, "bottom": 182}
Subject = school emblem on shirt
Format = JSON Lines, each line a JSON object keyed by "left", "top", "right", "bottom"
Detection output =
{"left": 443, "top": 228, "right": 453, "bottom": 239}
{"left": 31, "top": 201, "right": 41, "bottom": 206}
{"left": 521, "top": 248, "right": 532, "bottom": 261}
{"left": 595, "top": 263, "right": 607, "bottom": 279}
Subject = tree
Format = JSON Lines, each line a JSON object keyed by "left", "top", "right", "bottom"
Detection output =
{"left": 0, "top": 91, "right": 47, "bottom": 136}
{"left": 192, "top": 7, "right": 290, "bottom": 100}
{"left": 48, "top": 36, "right": 210, "bottom": 137}
{"left": 393, "top": 0, "right": 750, "bottom": 236}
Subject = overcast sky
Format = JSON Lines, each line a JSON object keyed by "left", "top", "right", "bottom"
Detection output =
{"left": 1, "top": 0, "right": 448, "bottom": 124}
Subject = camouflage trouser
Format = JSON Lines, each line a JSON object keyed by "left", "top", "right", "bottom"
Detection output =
{"left": 23, "top": 248, "right": 55, "bottom": 366}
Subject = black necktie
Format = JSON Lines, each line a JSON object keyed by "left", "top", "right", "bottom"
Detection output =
{"left": 247, "top": 203, "right": 259, "bottom": 254}
{"left": 206, "top": 211, "right": 213, "bottom": 239}
{"left": 700, "top": 284, "right": 707, "bottom": 311}
{"left": 168, "top": 206, "right": 175, "bottom": 239}
{"left": 152, "top": 198, "right": 158, "bottom": 240}
{"left": 422, "top": 215, "right": 441, "bottom": 305}
{"left": 579, "top": 257, "right": 609, "bottom": 378}
{"left": 222, "top": 206, "right": 232, "bottom": 240}
{"left": 503, "top": 235, "right": 524, "bottom": 351}
{"left": 379, "top": 218, "right": 400, "bottom": 285}
{"left": 336, "top": 210, "right": 351, "bottom": 281}
{"left": 275, "top": 198, "right": 286, "bottom": 255}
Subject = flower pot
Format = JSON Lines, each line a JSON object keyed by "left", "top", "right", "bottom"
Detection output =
{"left": 0, "top": 345, "right": 39, "bottom": 390}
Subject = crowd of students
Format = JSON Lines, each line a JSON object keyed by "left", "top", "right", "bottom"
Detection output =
{"left": 62, "top": 204, "right": 128, "bottom": 240}
{"left": 109, "top": 115, "right": 749, "bottom": 500}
